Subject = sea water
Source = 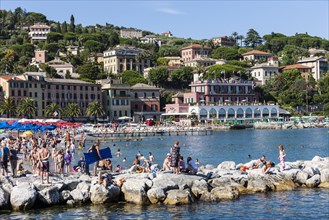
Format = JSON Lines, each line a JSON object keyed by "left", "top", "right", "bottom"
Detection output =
{"left": 2, "top": 128, "right": 329, "bottom": 219}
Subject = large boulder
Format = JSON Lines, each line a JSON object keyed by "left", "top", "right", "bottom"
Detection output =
{"left": 147, "top": 187, "right": 166, "bottom": 204}
{"left": 163, "top": 189, "right": 194, "bottom": 205}
{"left": 70, "top": 189, "right": 89, "bottom": 203}
{"left": 121, "top": 178, "right": 152, "bottom": 205}
{"left": 247, "top": 179, "right": 269, "bottom": 193}
{"left": 38, "top": 186, "right": 60, "bottom": 206}
{"left": 305, "top": 174, "right": 321, "bottom": 188}
{"left": 319, "top": 169, "right": 329, "bottom": 188}
{"left": 312, "top": 156, "right": 324, "bottom": 162}
{"left": 295, "top": 171, "right": 309, "bottom": 185}
{"left": 211, "top": 186, "right": 239, "bottom": 200}
{"left": 153, "top": 173, "right": 202, "bottom": 190}
{"left": 77, "top": 181, "right": 91, "bottom": 192}
{"left": 64, "top": 179, "right": 81, "bottom": 191}
{"left": 10, "top": 184, "right": 37, "bottom": 211}
{"left": 191, "top": 179, "right": 209, "bottom": 199}
{"left": 0, "top": 187, "right": 10, "bottom": 209}
{"left": 79, "top": 174, "right": 92, "bottom": 182}
{"left": 209, "top": 177, "right": 232, "bottom": 188}
{"left": 90, "top": 184, "right": 120, "bottom": 204}
{"left": 264, "top": 175, "right": 296, "bottom": 191}
{"left": 217, "top": 161, "right": 236, "bottom": 170}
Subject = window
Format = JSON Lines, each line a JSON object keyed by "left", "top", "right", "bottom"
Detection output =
{"left": 23, "top": 91, "right": 27, "bottom": 96}
{"left": 48, "top": 93, "right": 51, "bottom": 99}
{"left": 73, "top": 86, "right": 76, "bottom": 90}
{"left": 80, "top": 94, "right": 83, "bottom": 99}
{"left": 144, "top": 92, "right": 146, "bottom": 98}
{"left": 29, "top": 92, "right": 32, "bottom": 97}
{"left": 152, "top": 92, "right": 155, "bottom": 98}
{"left": 61, "top": 85, "right": 65, "bottom": 90}
{"left": 135, "top": 93, "right": 138, "bottom": 98}
{"left": 135, "top": 104, "right": 138, "bottom": 110}
{"left": 47, "top": 85, "right": 51, "bottom": 89}
{"left": 56, "top": 93, "right": 59, "bottom": 99}
{"left": 62, "top": 93, "right": 65, "bottom": 99}
{"left": 114, "top": 111, "right": 117, "bottom": 117}
{"left": 35, "top": 92, "right": 38, "bottom": 98}
{"left": 143, "top": 104, "right": 147, "bottom": 111}
{"left": 56, "top": 85, "right": 59, "bottom": 90}
{"left": 11, "top": 90, "right": 15, "bottom": 96}
{"left": 34, "top": 84, "right": 37, "bottom": 88}
{"left": 18, "top": 90, "right": 21, "bottom": 96}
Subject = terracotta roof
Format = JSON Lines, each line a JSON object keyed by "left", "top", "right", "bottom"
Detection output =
{"left": 242, "top": 50, "right": 271, "bottom": 56}
{"left": 181, "top": 44, "right": 211, "bottom": 50}
{"left": 0, "top": 75, "right": 23, "bottom": 81}
{"left": 283, "top": 64, "right": 312, "bottom": 70}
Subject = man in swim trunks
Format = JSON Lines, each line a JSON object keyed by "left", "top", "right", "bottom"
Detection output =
{"left": 39, "top": 143, "right": 50, "bottom": 184}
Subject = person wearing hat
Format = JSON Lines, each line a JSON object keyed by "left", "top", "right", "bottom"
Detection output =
{"left": 162, "top": 153, "right": 171, "bottom": 171}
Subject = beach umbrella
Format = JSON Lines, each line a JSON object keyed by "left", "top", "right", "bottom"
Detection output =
{"left": 23, "top": 130, "right": 33, "bottom": 135}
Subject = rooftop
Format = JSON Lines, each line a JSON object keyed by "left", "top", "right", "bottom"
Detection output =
{"left": 297, "top": 56, "right": 327, "bottom": 62}
{"left": 45, "top": 78, "right": 95, "bottom": 85}
{"left": 242, "top": 50, "right": 271, "bottom": 56}
{"left": 283, "top": 64, "right": 312, "bottom": 70}
{"left": 30, "top": 23, "right": 50, "bottom": 28}
{"left": 0, "top": 75, "right": 24, "bottom": 81}
{"left": 131, "top": 83, "right": 160, "bottom": 90}
{"left": 181, "top": 44, "right": 211, "bottom": 50}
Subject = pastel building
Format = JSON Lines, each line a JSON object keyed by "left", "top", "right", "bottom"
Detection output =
{"left": 242, "top": 50, "right": 272, "bottom": 62}
{"left": 163, "top": 56, "right": 182, "bottom": 67}
{"left": 130, "top": 83, "right": 161, "bottom": 122}
{"left": 100, "top": 79, "right": 131, "bottom": 121}
{"left": 103, "top": 45, "right": 150, "bottom": 75}
{"left": 181, "top": 44, "right": 211, "bottom": 63}
{"left": 211, "top": 36, "right": 236, "bottom": 47}
{"left": 184, "top": 57, "right": 217, "bottom": 68}
{"left": 297, "top": 56, "right": 328, "bottom": 81}
{"left": 0, "top": 73, "right": 102, "bottom": 118}
{"left": 47, "top": 57, "right": 74, "bottom": 74}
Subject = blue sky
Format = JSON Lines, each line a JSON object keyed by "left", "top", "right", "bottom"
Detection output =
{"left": 1, "top": 0, "right": 328, "bottom": 40}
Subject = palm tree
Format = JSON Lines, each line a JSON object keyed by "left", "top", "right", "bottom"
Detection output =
{"left": 0, "top": 97, "right": 16, "bottom": 118}
{"left": 45, "top": 103, "right": 61, "bottom": 118}
{"left": 194, "top": 63, "right": 206, "bottom": 80}
{"left": 17, "top": 98, "right": 36, "bottom": 119}
{"left": 238, "top": 35, "right": 244, "bottom": 47}
{"left": 86, "top": 101, "right": 105, "bottom": 123}
{"left": 63, "top": 103, "right": 81, "bottom": 121}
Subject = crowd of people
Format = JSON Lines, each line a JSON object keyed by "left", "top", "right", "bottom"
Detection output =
{"left": 0, "top": 128, "right": 287, "bottom": 187}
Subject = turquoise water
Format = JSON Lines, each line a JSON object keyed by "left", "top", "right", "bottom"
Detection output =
{"left": 2, "top": 128, "right": 329, "bottom": 219}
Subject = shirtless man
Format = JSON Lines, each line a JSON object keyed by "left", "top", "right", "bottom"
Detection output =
{"left": 29, "top": 146, "right": 39, "bottom": 174}
{"left": 39, "top": 143, "right": 50, "bottom": 184}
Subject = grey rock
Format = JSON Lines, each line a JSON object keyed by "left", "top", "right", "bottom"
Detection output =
{"left": 209, "top": 176, "right": 232, "bottom": 188}
{"left": 60, "top": 190, "right": 72, "bottom": 203}
{"left": 147, "top": 187, "right": 166, "bottom": 204}
{"left": 0, "top": 187, "right": 10, "bottom": 209}
{"left": 320, "top": 168, "right": 329, "bottom": 183}
{"left": 163, "top": 189, "right": 194, "bottom": 205}
{"left": 70, "top": 189, "right": 89, "bottom": 203}
{"left": 305, "top": 174, "right": 321, "bottom": 187}
{"left": 191, "top": 179, "right": 209, "bottom": 199}
{"left": 10, "top": 185, "right": 37, "bottom": 211}
{"left": 247, "top": 179, "right": 269, "bottom": 193}
{"left": 295, "top": 171, "right": 309, "bottom": 185}
{"left": 66, "top": 199, "right": 76, "bottom": 206}
{"left": 121, "top": 179, "right": 151, "bottom": 205}
{"left": 64, "top": 179, "right": 81, "bottom": 191}
{"left": 211, "top": 186, "right": 239, "bottom": 200}
{"left": 77, "top": 181, "right": 90, "bottom": 192}
{"left": 38, "top": 186, "right": 60, "bottom": 205}
{"left": 90, "top": 184, "right": 120, "bottom": 204}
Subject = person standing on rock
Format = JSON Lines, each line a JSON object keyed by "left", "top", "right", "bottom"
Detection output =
{"left": 88, "top": 142, "right": 102, "bottom": 176}
{"left": 278, "top": 144, "right": 286, "bottom": 171}
{"left": 170, "top": 141, "right": 180, "bottom": 174}
{"left": 9, "top": 145, "right": 18, "bottom": 177}
{"left": 39, "top": 143, "right": 50, "bottom": 184}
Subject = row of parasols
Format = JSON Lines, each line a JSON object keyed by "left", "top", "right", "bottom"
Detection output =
{"left": 0, "top": 120, "right": 81, "bottom": 133}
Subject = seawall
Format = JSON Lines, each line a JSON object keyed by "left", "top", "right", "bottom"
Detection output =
{"left": 0, "top": 156, "right": 328, "bottom": 210}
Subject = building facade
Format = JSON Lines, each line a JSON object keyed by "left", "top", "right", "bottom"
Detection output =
{"left": 163, "top": 56, "right": 182, "bottom": 67}
{"left": 0, "top": 73, "right": 102, "bottom": 118}
{"left": 33, "top": 50, "right": 47, "bottom": 63}
{"left": 120, "top": 29, "right": 143, "bottom": 39}
{"left": 162, "top": 31, "right": 173, "bottom": 37}
{"left": 130, "top": 83, "right": 161, "bottom": 122}
{"left": 47, "top": 57, "right": 74, "bottom": 74}
{"left": 184, "top": 57, "right": 217, "bottom": 67}
{"left": 103, "top": 46, "right": 150, "bottom": 75}
{"left": 181, "top": 44, "right": 212, "bottom": 63}
{"left": 251, "top": 57, "right": 279, "bottom": 85}
{"left": 29, "top": 23, "right": 51, "bottom": 42}
{"left": 297, "top": 56, "right": 328, "bottom": 81}
{"left": 211, "top": 36, "right": 236, "bottom": 47}
{"left": 100, "top": 79, "right": 131, "bottom": 121}
{"left": 242, "top": 50, "right": 272, "bottom": 62}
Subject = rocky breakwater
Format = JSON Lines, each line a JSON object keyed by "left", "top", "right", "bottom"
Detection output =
{"left": 0, "top": 156, "right": 328, "bottom": 210}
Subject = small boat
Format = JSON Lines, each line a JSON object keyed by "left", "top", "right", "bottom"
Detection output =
{"left": 230, "top": 124, "right": 254, "bottom": 130}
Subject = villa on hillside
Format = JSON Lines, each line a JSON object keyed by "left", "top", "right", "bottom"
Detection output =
{"left": 211, "top": 36, "right": 236, "bottom": 47}
{"left": 181, "top": 44, "right": 212, "bottom": 62}
{"left": 29, "top": 23, "right": 51, "bottom": 43}
{"left": 120, "top": 28, "right": 143, "bottom": 39}
{"left": 251, "top": 57, "right": 279, "bottom": 85}
{"left": 297, "top": 56, "right": 328, "bottom": 81}
{"left": 242, "top": 50, "right": 272, "bottom": 62}
{"left": 140, "top": 35, "right": 162, "bottom": 46}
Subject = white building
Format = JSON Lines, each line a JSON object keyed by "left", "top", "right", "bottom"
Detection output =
{"left": 184, "top": 57, "right": 217, "bottom": 67}
{"left": 251, "top": 57, "right": 279, "bottom": 85}
{"left": 140, "top": 35, "right": 161, "bottom": 46}
{"left": 47, "top": 57, "right": 74, "bottom": 74}
{"left": 297, "top": 56, "right": 328, "bottom": 81}
{"left": 29, "top": 23, "right": 51, "bottom": 42}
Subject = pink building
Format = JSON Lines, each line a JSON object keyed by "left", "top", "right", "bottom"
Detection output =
{"left": 181, "top": 44, "right": 211, "bottom": 63}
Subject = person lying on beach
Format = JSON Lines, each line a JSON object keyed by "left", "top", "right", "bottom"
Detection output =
{"left": 98, "top": 172, "right": 124, "bottom": 188}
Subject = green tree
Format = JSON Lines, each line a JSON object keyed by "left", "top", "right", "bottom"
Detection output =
{"left": 17, "top": 98, "right": 36, "bottom": 119}
{"left": 211, "top": 46, "right": 241, "bottom": 60}
{"left": 148, "top": 67, "right": 169, "bottom": 87}
{"left": 157, "top": 57, "right": 169, "bottom": 66}
{"left": 0, "top": 97, "right": 16, "bottom": 118}
{"left": 63, "top": 32, "right": 77, "bottom": 43}
{"left": 69, "top": 14, "right": 75, "bottom": 32}
{"left": 0, "top": 49, "right": 17, "bottom": 73}
{"left": 56, "top": 21, "right": 62, "bottom": 33}
{"left": 279, "top": 45, "right": 309, "bottom": 65}
{"left": 63, "top": 103, "right": 81, "bottom": 120}
{"left": 62, "top": 21, "right": 68, "bottom": 33}
{"left": 45, "top": 103, "right": 61, "bottom": 118}
{"left": 86, "top": 101, "right": 105, "bottom": 123}
{"left": 122, "top": 70, "right": 147, "bottom": 85}
{"left": 76, "top": 62, "right": 100, "bottom": 80}
{"left": 244, "top": 28, "right": 262, "bottom": 47}
{"left": 47, "top": 32, "right": 64, "bottom": 43}
{"left": 84, "top": 40, "right": 104, "bottom": 53}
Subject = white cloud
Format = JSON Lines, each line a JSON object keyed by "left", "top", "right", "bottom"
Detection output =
{"left": 156, "top": 7, "right": 185, "bottom": 15}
